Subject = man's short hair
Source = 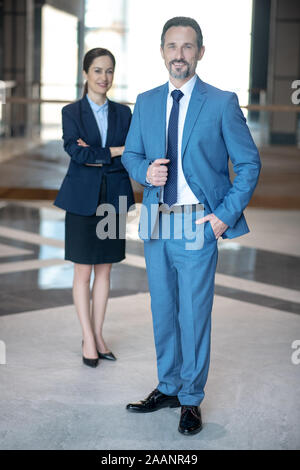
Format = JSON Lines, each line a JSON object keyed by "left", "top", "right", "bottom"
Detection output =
{"left": 161, "top": 16, "right": 203, "bottom": 50}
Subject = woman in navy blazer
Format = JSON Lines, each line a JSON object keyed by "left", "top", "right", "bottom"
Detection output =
{"left": 54, "top": 48, "right": 135, "bottom": 367}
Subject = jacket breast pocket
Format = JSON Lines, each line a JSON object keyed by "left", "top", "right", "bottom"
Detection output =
{"left": 197, "top": 118, "right": 218, "bottom": 130}
{"left": 195, "top": 119, "right": 220, "bottom": 143}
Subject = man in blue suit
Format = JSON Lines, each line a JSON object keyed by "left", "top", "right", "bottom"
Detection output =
{"left": 121, "top": 17, "right": 261, "bottom": 435}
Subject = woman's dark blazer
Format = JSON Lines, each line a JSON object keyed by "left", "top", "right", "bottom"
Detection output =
{"left": 54, "top": 95, "right": 135, "bottom": 215}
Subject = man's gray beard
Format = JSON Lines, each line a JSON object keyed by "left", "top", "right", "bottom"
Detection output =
{"left": 169, "top": 62, "right": 193, "bottom": 80}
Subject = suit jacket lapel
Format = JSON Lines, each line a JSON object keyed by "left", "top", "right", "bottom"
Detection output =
{"left": 152, "top": 83, "right": 168, "bottom": 157}
{"left": 181, "top": 77, "right": 207, "bottom": 159}
{"left": 80, "top": 95, "right": 103, "bottom": 146}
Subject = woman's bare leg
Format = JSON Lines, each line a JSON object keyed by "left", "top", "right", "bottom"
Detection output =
{"left": 73, "top": 263, "right": 98, "bottom": 359}
{"left": 91, "top": 263, "right": 112, "bottom": 353}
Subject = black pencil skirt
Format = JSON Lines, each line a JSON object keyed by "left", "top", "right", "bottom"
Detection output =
{"left": 64, "top": 176, "right": 126, "bottom": 265}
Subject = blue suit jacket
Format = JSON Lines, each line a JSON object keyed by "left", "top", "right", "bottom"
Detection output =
{"left": 121, "top": 76, "right": 261, "bottom": 240}
{"left": 54, "top": 95, "right": 135, "bottom": 215}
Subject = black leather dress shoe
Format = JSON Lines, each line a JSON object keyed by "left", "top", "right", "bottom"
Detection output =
{"left": 178, "top": 406, "right": 202, "bottom": 435}
{"left": 126, "top": 388, "right": 180, "bottom": 413}
{"left": 97, "top": 351, "right": 117, "bottom": 361}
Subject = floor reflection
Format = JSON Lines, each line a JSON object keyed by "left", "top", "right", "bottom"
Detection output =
{"left": 0, "top": 201, "right": 299, "bottom": 316}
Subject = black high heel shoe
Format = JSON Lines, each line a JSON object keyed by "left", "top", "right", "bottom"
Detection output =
{"left": 97, "top": 350, "right": 117, "bottom": 361}
{"left": 82, "top": 340, "right": 99, "bottom": 368}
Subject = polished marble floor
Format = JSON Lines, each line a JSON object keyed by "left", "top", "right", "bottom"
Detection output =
{"left": 0, "top": 200, "right": 299, "bottom": 316}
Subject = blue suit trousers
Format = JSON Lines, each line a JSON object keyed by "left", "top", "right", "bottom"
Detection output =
{"left": 143, "top": 204, "right": 218, "bottom": 406}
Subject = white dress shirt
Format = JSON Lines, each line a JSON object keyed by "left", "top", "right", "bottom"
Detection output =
{"left": 160, "top": 73, "right": 199, "bottom": 205}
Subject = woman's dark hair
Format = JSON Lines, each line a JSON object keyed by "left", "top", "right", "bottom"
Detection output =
{"left": 82, "top": 47, "right": 116, "bottom": 96}
{"left": 161, "top": 17, "right": 203, "bottom": 50}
